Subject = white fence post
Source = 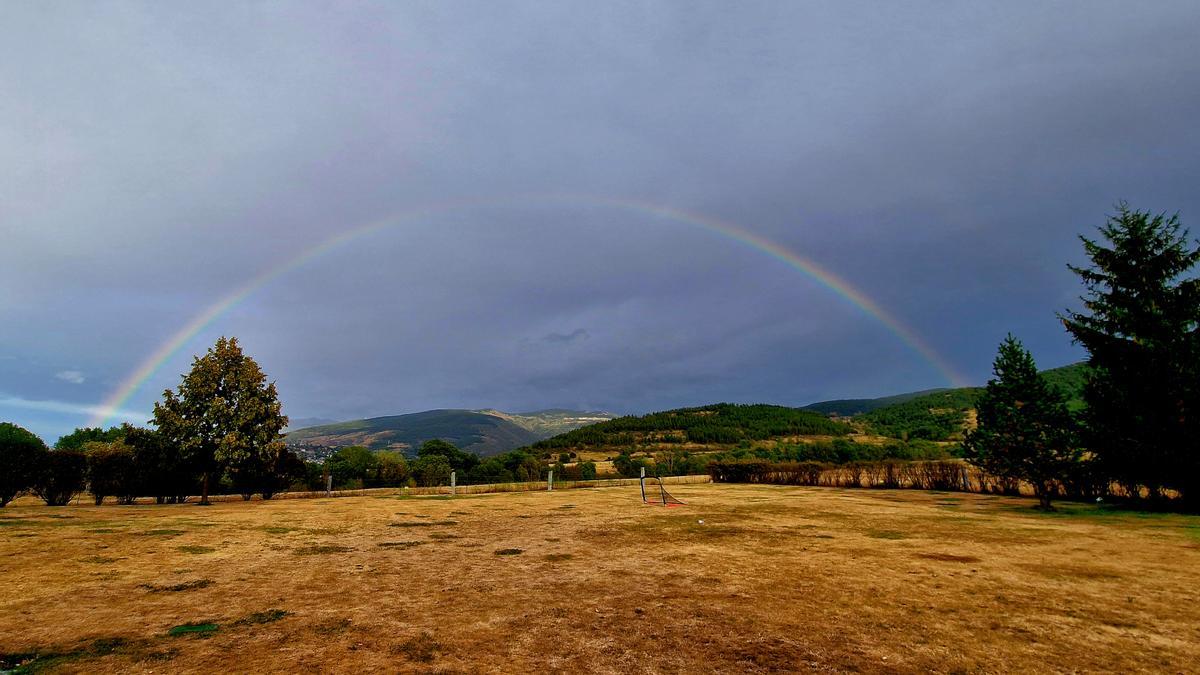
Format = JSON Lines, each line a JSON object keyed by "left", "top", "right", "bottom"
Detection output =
{"left": 451, "top": 471, "right": 456, "bottom": 496}
{"left": 547, "top": 470, "right": 554, "bottom": 491}
{"left": 325, "top": 474, "right": 332, "bottom": 497}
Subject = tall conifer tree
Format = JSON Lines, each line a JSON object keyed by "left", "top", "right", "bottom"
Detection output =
{"left": 1061, "top": 204, "right": 1200, "bottom": 503}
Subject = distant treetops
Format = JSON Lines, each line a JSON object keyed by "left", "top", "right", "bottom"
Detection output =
{"left": 0, "top": 336, "right": 296, "bottom": 507}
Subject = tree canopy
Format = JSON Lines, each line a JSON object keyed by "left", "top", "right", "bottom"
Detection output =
{"left": 0, "top": 422, "right": 47, "bottom": 506}
{"left": 153, "top": 336, "right": 288, "bottom": 504}
{"left": 1061, "top": 203, "right": 1200, "bottom": 503}
{"left": 963, "top": 335, "right": 1078, "bottom": 509}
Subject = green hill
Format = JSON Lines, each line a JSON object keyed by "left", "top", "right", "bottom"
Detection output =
{"left": 803, "top": 362, "right": 1090, "bottom": 441}
{"left": 285, "top": 408, "right": 613, "bottom": 457}
{"left": 527, "top": 403, "right": 851, "bottom": 451}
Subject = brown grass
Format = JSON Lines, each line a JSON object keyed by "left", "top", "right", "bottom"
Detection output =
{"left": 1, "top": 485, "right": 1198, "bottom": 672}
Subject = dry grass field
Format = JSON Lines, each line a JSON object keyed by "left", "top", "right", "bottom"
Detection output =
{"left": 2, "top": 484, "right": 1199, "bottom": 673}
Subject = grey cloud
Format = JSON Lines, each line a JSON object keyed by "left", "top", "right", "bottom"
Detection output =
{"left": 542, "top": 329, "right": 590, "bottom": 345}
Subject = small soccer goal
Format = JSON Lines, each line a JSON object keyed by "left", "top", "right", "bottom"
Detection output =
{"left": 640, "top": 469, "right": 686, "bottom": 506}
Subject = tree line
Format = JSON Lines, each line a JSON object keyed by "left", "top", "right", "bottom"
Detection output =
{"left": 710, "top": 204, "right": 1200, "bottom": 511}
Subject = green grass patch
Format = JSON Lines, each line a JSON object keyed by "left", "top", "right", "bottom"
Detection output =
{"left": 543, "top": 553, "right": 573, "bottom": 562}
{"left": 81, "top": 555, "right": 122, "bottom": 564}
{"left": 494, "top": 548, "right": 524, "bottom": 556}
{"left": 0, "top": 519, "right": 34, "bottom": 527}
{"left": 867, "top": 530, "right": 907, "bottom": 540}
{"left": 378, "top": 541, "right": 424, "bottom": 549}
{"left": 262, "top": 526, "right": 298, "bottom": 534}
{"left": 177, "top": 545, "right": 217, "bottom": 555}
{"left": 167, "top": 622, "right": 219, "bottom": 638}
{"left": 138, "top": 579, "right": 213, "bottom": 593}
{"left": 234, "top": 609, "right": 289, "bottom": 625}
{"left": 140, "top": 529, "right": 186, "bottom": 537}
{"left": 294, "top": 544, "right": 353, "bottom": 555}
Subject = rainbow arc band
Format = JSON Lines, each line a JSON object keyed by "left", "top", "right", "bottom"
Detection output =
{"left": 89, "top": 194, "right": 966, "bottom": 427}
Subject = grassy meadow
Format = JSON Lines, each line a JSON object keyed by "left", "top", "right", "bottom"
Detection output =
{"left": 2, "top": 484, "right": 1198, "bottom": 673}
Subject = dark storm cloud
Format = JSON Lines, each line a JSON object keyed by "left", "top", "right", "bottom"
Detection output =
{"left": 3, "top": 1, "right": 1199, "bottom": 441}
{"left": 542, "top": 329, "right": 590, "bottom": 345}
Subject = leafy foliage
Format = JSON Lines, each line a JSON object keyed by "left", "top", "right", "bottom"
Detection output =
{"left": 0, "top": 422, "right": 47, "bottom": 506}
{"left": 54, "top": 426, "right": 124, "bottom": 451}
{"left": 34, "top": 449, "right": 87, "bottom": 506}
{"left": 84, "top": 440, "right": 139, "bottom": 505}
{"left": 153, "top": 336, "right": 288, "bottom": 504}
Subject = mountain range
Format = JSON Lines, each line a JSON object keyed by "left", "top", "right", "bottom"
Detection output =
{"left": 285, "top": 408, "right": 615, "bottom": 457}
{"left": 286, "top": 363, "right": 1087, "bottom": 458}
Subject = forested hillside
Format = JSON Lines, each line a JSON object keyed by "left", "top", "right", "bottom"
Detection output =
{"left": 527, "top": 403, "right": 849, "bottom": 450}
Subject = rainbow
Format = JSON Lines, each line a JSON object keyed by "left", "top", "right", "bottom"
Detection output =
{"left": 89, "top": 195, "right": 966, "bottom": 427}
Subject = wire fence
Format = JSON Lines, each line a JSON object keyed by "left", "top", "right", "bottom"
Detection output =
{"left": 139, "top": 473, "right": 714, "bottom": 504}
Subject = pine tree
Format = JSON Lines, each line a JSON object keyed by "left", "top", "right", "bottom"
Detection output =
{"left": 1061, "top": 203, "right": 1200, "bottom": 503}
{"left": 964, "top": 335, "right": 1077, "bottom": 510}
{"left": 153, "top": 337, "right": 288, "bottom": 505}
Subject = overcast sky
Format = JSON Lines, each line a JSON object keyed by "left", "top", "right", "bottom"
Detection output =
{"left": 3, "top": 2, "right": 1199, "bottom": 443}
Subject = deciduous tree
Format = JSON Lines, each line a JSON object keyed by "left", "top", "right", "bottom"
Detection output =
{"left": 0, "top": 422, "right": 47, "bottom": 506}
{"left": 153, "top": 336, "right": 288, "bottom": 505}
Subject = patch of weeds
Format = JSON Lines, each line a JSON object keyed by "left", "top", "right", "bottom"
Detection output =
{"left": 140, "top": 529, "right": 186, "bottom": 537}
{"left": 177, "top": 545, "right": 216, "bottom": 555}
{"left": 311, "top": 617, "right": 352, "bottom": 635}
{"left": 45, "top": 514, "right": 75, "bottom": 519}
{"left": 544, "top": 537, "right": 561, "bottom": 542}
{"left": 494, "top": 548, "right": 524, "bottom": 556}
{"left": 558, "top": 504, "right": 576, "bottom": 509}
{"left": 378, "top": 541, "right": 424, "bottom": 549}
{"left": 305, "top": 527, "right": 348, "bottom": 535}
{"left": 86, "top": 528, "right": 118, "bottom": 534}
{"left": 867, "top": 530, "right": 907, "bottom": 540}
{"left": 262, "top": 526, "right": 298, "bottom": 535}
{"left": 916, "top": 552, "right": 981, "bottom": 563}
{"left": 87, "top": 637, "right": 131, "bottom": 655}
{"left": 543, "top": 553, "right": 573, "bottom": 562}
{"left": 294, "top": 544, "right": 353, "bottom": 555}
{"left": 429, "top": 533, "right": 461, "bottom": 540}
{"left": 394, "top": 632, "right": 441, "bottom": 663}
{"left": 167, "top": 622, "right": 219, "bottom": 638}
{"left": 390, "top": 522, "right": 432, "bottom": 528}
{"left": 234, "top": 609, "right": 289, "bottom": 626}
{"left": 0, "top": 519, "right": 34, "bottom": 527}
{"left": 138, "top": 579, "right": 213, "bottom": 593}
{"left": 81, "top": 555, "right": 122, "bottom": 564}
{"left": 814, "top": 534, "right": 835, "bottom": 539}
{"left": 0, "top": 649, "right": 84, "bottom": 672}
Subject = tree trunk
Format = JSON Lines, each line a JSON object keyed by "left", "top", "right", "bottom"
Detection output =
{"left": 199, "top": 473, "right": 211, "bottom": 506}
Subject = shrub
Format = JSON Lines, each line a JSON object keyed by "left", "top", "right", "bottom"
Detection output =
{"left": 579, "top": 461, "right": 597, "bottom": 481}
{"left": 0, "top": 422, "right": 47, "bottom": 506}
{"left": 35, "top": 449, "right": 88, "bottom": 506}
{"left": 85, "top": 440, "right": 138, "bottom": 505}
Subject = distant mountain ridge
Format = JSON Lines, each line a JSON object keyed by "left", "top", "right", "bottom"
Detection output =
{"left": 285, "top": 408, "right": 615, "bottom": 457}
